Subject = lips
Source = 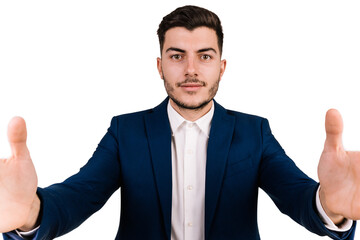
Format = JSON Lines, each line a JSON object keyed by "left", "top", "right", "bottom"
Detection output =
{"left": 181, "top": 83, "right": 203, "bottom": 87}
{"left": 176, "top": 79, "right": 206, "bottom": 92}
{"left": 180, "top": 83, "right": 203, "bottom": 91}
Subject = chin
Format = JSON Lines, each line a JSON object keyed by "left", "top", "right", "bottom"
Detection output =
{"left": 172, "top": 96, "right": 212, "bottom": 110}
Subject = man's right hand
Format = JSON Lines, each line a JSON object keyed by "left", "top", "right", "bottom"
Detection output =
{"left": 0, "top": 117, "right": 40, "bottom": 233}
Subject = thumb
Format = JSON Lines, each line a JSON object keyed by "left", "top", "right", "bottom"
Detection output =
{"left": 8, "top": 116, "right": 29, "bottom": 157}
{"left": 324, "top": 109, "right": 343, "bottom": 150}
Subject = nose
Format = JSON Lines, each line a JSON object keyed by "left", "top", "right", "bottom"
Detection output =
{"left": 185, "top": 55, "right": 198, "bottom": 77}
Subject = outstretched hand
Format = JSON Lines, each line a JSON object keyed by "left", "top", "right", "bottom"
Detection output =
{"left": 318, "top": 109, "right": 360, "bottom": 224}
{"left": 0, "top": 117, "right": 39, "bottom": 232}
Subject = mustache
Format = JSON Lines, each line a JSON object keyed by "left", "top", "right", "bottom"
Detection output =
{"left": 176, "top": 78, "right": 206, "bottom": 87}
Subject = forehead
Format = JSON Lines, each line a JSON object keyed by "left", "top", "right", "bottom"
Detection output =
{"left": 163, "top": 27, "right": 219, "bottom": 53}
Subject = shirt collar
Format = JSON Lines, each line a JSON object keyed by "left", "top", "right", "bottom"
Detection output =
{"left": 167, "top": 100, "right": 214, "bottom": 138}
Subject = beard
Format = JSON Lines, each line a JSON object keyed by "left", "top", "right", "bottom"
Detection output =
{"left": 163, "top": 73, "right": 220, "bottom": 111}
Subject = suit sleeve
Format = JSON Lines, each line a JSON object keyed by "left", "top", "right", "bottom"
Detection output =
{"left": 32, "top": 117, "right": 121, "bottom": 239}
{"left": 2, "top": 229, "right": 39, "bottom": 240}
{"left": 258, "top": 118, "right": 356, "bottom": 240}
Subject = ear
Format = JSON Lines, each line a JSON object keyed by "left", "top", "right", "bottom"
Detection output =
{"left": 219, "top": 59, "right": 227, "bottom": 80}
{"left": 157, "top": 57, "right": 163, "bottom": 79}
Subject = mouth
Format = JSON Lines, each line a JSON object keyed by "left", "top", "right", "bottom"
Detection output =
{"left": 181, "top": 83, "right": 203, "bottom": 90}
{"left": 178, "top": 80, "right": 205, "bottom": 92}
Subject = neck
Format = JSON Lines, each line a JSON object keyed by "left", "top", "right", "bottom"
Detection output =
{"left": 169, "top": 99, "right": 213, "bottom": 122}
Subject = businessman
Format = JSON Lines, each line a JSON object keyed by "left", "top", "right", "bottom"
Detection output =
{"left": 1, "top": 5, "right": 359, "bottom": 240}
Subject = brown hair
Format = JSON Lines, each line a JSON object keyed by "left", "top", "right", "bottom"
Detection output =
{"left": 157, "top": 5, "right": 224, "bottom": 55}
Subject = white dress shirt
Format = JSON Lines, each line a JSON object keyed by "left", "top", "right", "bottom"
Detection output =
{"left": 168, "top": 101, "right": 214, "bottom": 240}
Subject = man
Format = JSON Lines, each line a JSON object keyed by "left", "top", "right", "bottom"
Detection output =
{"left": 0, "top": 5, "right": 359, "bottom": 240}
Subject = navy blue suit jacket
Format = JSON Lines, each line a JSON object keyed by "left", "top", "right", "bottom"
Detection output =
{"left": 4, "top": 98, "right": 356, "bottom": 239}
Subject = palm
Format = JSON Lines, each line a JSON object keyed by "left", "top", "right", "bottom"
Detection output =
{"left": 318, "top": 109, "right": 360, "bottom": 221}
{"left": 0, "top": 117, "right": 38, "bottom": 232}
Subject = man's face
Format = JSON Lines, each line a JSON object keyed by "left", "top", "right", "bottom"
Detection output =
{"left": 157, "top": 27, "right": 226, "bottom": 110}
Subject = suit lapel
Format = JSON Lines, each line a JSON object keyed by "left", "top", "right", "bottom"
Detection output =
{"left": 205, "top": 101, "right": 235, "bottom": 238}
{"left": 144, "top": 98, "right": 172, "bottom": 240}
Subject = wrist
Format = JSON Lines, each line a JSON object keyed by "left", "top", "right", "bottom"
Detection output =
{"left": 19, "top": 194, "right": 41, "bottom": 232}
{"left": 319, "top": 187, "right": 345, "bottom": 226}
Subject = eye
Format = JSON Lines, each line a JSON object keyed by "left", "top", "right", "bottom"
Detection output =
{"left": 201, "top": 54, "right": 212, "bottom": 61}
{"left": 171, "top": 54, "right": 182, "bottom": 60}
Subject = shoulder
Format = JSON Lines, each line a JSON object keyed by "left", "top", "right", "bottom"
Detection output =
{"left": 113, "top": 108, "right": 153, "bottom": 121}
{"left": 111, "top": 98, "right": 168, "bottom": 124}
{"left": 226, "top": 109, "right": 265, "bottom": 122}
{"left": 213, "top": 102, "right": 273, "bottom": 137}
{"left": 214, "top": 101, "right": 268, "bottom": 126}
{"left": 227, "top": 109, "right": 270, "bottom": 133}
{"left": 108, "top": 108, "right": 153, "bottom": 131}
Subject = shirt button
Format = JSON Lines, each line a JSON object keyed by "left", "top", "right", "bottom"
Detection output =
{"left": 188, "top": 222, "right": 193, "bottom": 227}
{"left": 187, "top": 149, "right": 194, "bottom": 155}
{"left": 188, "top": 123, "right": 194, "bottom": 128}
{"left": 187, "top": 185, "right": 193, "bottom": 190}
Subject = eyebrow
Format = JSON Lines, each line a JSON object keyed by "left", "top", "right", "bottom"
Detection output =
{"left": 165, "top": 47, "right": 217, "bottom": 54}
{"left": 165, "top": 47, "right": 185, "bottom": 53}
{"left": 197, "top": 48, "right": 217, "bottom": 54}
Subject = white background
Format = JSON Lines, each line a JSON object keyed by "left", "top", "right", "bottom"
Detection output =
{"left": 1, "top": 1, "right": 359, "bottom": 239}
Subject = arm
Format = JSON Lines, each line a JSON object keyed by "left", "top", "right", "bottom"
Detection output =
{"left": 34, "top": 117, "right": 121, "bottom": 239}
{"left": 258, "top": 118, "right": 356, "bottom": 240}
{"left": 1, "top": 116, "right": 121, "bottom": 239}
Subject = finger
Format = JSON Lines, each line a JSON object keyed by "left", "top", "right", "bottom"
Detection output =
{"left": 8, "top": 116, "right": 29, "bottom": 157}
{"left": 324, "top": 109, "right": 343, "bottom": 150}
